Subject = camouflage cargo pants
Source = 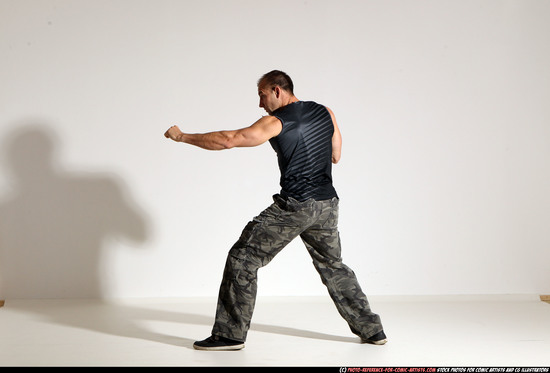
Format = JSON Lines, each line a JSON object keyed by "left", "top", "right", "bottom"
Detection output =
{"left": 211, "top": 194, "right": 384, "bottom": 342}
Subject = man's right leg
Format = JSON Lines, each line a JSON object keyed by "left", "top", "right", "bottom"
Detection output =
{"left": 300, "top": 199, "right": 386, "bottom": 344}
{"left": 208, "top": 196, "right": 303, "bottom": 344}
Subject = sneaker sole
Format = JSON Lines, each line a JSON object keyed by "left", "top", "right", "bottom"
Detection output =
{"left": 193, "top": 343, "right": 245, "bottom": 351}
{"left": 363, "top": 338, "right": 388, "bottom": 345}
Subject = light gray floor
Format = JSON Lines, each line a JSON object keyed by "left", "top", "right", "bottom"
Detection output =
{"left": 1, "top": 295, "right": 549, "bottom": 367}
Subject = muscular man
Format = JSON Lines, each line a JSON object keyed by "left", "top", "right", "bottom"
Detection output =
{"left": 164, "top": 70, "right": 386, "bottom": 350}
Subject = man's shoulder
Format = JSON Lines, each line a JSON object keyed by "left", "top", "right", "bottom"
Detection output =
{"left": 300, "top": 100, "right": 323, "bottom": 107}
{"left": 303, "top": 100, "right": 329, "bottom": 112}
{"left": 272, "top": 101, "right": 328, "bottom": 121}
{"left": 281, "top": 100, "right": 326, "bottom": 112}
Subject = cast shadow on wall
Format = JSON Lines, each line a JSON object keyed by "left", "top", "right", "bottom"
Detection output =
{"left": 0, "top": 124, "right": 149, "bottom": 299}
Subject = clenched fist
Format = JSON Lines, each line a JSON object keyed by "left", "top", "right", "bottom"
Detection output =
{"left": 164, "top": 125, "right": 183, "bottom": 142}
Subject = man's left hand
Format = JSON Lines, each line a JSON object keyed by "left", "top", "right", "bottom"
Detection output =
{"left": 164, "top": 125, "right": 183, "bottom": 142}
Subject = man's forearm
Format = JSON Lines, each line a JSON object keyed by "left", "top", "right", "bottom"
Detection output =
{"left": 177, "top": 131, "right": 234, "bottom": 150}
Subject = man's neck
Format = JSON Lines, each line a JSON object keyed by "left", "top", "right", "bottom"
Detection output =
{"left": 281, "top": 95, "right": 299, "bottom": 108}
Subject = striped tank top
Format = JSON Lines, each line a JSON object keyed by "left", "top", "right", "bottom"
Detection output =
{"left": 269, "top": 101, "right": 338, "bottom": 201}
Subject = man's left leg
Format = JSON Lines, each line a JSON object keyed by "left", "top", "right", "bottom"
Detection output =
{"left": 195, "top": 196, "right": 305, "bottom": 350}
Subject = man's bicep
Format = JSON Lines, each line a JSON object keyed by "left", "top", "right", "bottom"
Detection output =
{"left": 234, "top": 116, "right": 282, "bottom": 147}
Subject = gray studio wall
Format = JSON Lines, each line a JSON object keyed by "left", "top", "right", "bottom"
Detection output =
{"left": 1, "top": 0, "right": 549, "bottom": 299}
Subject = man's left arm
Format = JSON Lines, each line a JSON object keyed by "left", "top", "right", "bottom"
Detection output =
{"left": 164, "top": 116, "right": 282, "bottom": 150}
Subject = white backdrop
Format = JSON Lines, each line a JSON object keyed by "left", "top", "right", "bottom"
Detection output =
{"left": 1, "top": 0, "right": 549, "bottom": 299}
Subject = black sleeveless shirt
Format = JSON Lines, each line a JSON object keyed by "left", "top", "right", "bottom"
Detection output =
{"left": 269, "top": 101, "right": 338, "bottom": 201}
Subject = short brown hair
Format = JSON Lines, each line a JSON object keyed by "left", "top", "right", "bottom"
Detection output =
{"left": 258, "top": 70, "right": 294, "bottom": 95}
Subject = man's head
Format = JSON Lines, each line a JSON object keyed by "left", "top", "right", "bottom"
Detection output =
{"left": 257, "top": 70, "right": 296, "bottom": 115}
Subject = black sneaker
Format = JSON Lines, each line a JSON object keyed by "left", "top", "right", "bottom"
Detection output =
{"left": 193, "top": 335, "right": 245, "bottom": 351}
{"left": 362, "top": 330, "right": 388, "bottom": 345}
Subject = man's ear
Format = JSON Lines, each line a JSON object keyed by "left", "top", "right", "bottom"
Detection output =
{"left": 274, "top": 86, "right": 281, "bottom": 98}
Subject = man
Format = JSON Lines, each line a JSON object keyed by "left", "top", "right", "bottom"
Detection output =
{"left": 164, "top": 70, "right": 386, "bottom": 351}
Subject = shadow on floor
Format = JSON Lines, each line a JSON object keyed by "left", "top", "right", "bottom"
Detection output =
{"left": 4, "top": 299, "right": 358, "bottom": 349}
